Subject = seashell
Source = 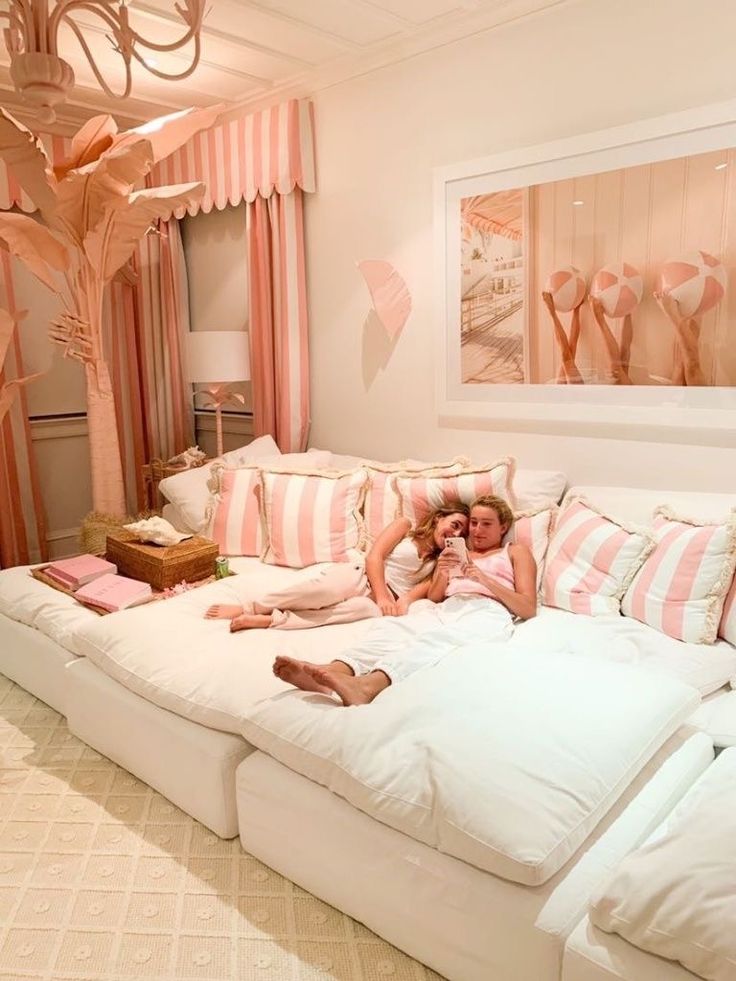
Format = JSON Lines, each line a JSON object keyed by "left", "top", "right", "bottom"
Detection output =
{"left": 123, "top": 516, "right": 193, "bottom": 546}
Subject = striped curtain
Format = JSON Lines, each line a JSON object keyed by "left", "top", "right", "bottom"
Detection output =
{"left": 0, "top": 252, "right": 47, "bottom": 567}
{"left": 107, "top": 221, "right": 194, "bottom": 515}
{"left": 247, "top": 189, "right": 310, "bottom": 452}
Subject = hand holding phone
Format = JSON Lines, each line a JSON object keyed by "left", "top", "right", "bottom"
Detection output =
{"left": 443, "top": 536, "right": 468, "bottom": 578}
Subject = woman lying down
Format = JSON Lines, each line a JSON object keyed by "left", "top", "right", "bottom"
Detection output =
{"left": 275, "top": 495, "right": 537, "bottom": 706}
{"left": 205, "top": 503, "right": 470, "bottom": 631}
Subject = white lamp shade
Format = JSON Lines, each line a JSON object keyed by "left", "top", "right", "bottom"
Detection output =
{"left": 187, "top": 331, "right": 251, "bottom": 384}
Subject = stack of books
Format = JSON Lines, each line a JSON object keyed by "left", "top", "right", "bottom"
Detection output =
{"left": 44, "top": 554, "right": 117, "bottom": 589}
{"left": 43, "top": 554, "right": 153, "bottom": 612}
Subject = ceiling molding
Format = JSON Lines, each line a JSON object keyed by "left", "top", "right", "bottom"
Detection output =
{"left": 228, "top": 0, "right": 575, "bottom": 112}
{"left": 0, "top": 0, "right": 571, "bottom": 128}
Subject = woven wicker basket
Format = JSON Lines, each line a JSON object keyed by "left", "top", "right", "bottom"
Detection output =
{"left": 79, "top": 512, "right": 129, "bottom": 556}
{"left": 106, "top": 531, "right": 218, "bottom": 590}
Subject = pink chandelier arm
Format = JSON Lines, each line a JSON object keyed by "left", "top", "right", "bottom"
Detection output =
{"left": 1, "top": 0, "right": 206, "bottom": 122}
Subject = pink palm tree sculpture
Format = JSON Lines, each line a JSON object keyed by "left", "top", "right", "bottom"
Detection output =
{"left": 0, "top": 106, "right": 219, "bottom": 515}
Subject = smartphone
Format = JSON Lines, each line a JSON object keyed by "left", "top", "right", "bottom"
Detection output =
{"left": 443, "top": 536, "right": 468, "bottom": 576}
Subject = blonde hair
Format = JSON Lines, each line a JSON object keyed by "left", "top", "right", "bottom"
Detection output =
{"left": 410, "top": 501, "right": 470, "bottom": 555}
{"left": 470, "top": 495, "right": 514, "bottom": 532}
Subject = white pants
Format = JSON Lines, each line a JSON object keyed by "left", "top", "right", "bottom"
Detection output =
{"left": 229, "top": 562, "right": 379, "bottom": 630}
{"left": 336, "top": 595, "right": 514, "bottom": 684}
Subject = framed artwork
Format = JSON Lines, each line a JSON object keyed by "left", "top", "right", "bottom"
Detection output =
{"left": 434, "top": 99, "right": 736, "bottom": 445}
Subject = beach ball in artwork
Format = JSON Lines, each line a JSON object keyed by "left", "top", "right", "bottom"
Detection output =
{"left": 544, "top": 266, "right": 586, "bottom": 312}
{"left": 657, "top": 250, "right": 727, "bottom": 318}
{"left": 590, "top": 262, "right": 643, "bottom": 317}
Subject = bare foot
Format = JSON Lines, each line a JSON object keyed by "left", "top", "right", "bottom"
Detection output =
{"left": 273, "top": 656, "right": 332, "bottom": 694}
{"left": 205, "top": 604, "right": 243, "bottom": 620}
{"left": 306, "top": 665, "right": 386, "bottom": 706}
{"left": 230, "top": 613, "right": 272, "bottom": 632}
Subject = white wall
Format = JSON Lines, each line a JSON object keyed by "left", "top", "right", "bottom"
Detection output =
{"left": 305, "top": 0, "right": 736, "bottom": 490}
{"left": 181, "top": 204, "right": 253, "bottom": 455}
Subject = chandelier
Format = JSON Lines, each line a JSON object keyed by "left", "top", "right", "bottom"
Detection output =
{"left": 1, "top": 0, "right": 205, "bottom": 125}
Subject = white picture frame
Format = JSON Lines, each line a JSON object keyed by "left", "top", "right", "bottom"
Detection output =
{"left": 434, "top": 98, "right": 736, "bottom": 446}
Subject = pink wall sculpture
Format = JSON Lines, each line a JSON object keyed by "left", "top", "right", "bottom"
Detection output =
{"left": 357, "top": 260, "right": 412, "bottom": 340}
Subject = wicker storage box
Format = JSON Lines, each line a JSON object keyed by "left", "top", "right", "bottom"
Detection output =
{"left": 106, "top": 531, "right": 218, "bottom": 590}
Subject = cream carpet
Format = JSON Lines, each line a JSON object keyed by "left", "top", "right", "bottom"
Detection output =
{"left": 0, "top": 675, "right": 444, "bottom": 981}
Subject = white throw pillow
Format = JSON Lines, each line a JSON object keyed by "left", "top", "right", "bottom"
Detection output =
{"left": 589, "top": 747, "right": 736, "bottom": 981}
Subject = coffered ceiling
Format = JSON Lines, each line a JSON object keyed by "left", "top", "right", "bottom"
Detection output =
{"left": 0, "top": 0, "right": 569, "bottom": 131}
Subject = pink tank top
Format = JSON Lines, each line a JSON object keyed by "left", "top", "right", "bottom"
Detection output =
{"left": 446, "top": 543, "right": 515, "bottom": 599}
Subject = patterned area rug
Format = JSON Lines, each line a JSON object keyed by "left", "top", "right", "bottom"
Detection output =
{"left": 0, "top": 675, "right": 444, "bottom": 981}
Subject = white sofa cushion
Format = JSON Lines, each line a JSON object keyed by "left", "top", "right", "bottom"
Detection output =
{"left": 240, "top": 644, "right": 698, "bottom": 886}
{"left": 589, "top": 747, "right": 736, "bottom": 981}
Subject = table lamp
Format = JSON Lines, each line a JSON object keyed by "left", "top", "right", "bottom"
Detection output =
{"left": 187, "top": 331, "right": 251, "bottom": 457}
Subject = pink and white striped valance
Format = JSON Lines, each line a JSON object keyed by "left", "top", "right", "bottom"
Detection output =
{"left": 150, "top": 98, "right": 315, "bottom": 216}
{"left": 0, "top": 98, "right": 315, "bottom": 216}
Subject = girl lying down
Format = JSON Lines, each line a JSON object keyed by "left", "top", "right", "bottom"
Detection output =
{"left": 274, "top": 495, "right": 537, "bottom": 706}
{"left": 204, "top": 503, "right": 470, "bottom": 632}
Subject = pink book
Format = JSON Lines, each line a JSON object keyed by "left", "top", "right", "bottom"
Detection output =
{"left": 75, "top": 574, "right": 153, "bottom": 613}
{"left": 45, "top": 554, "right": 117, "bottom": 590}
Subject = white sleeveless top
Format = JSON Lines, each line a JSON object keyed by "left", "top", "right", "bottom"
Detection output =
{"left": 385, "top": 537, "right": 436, "bottom": 597}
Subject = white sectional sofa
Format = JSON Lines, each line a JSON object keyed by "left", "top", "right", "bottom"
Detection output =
{"left": 1, "top": 455, "right": 735, "bottom": 980}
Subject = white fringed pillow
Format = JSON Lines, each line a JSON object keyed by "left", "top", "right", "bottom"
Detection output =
{"left": 394, "top": 457, "right": 516, "bottom": 526}
{"left": 543, "top": 498, "right": 654, "bottom": 616}
{"left": 259, "top": 467, "right": 369, "bottom": 568}
{"left": 622, "top": 507, "right": 736, "bottom": 645}
{"left": 589, "top": 747, "right": 736, "bottom": 981}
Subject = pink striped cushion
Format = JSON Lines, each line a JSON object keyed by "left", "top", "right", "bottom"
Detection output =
{"left": 207, "top": 465, "right": 263, "bottom": 557}
{"left": 622, "top": 508, "right": 736, "bottom": 644}
{"left": 394, "top": 458, "right": 516, "bottom": 526}
{"left": 543, "top": 498, "right": 653, "bottom": 616}
{"left": 205, "top": 452, "right": 333, "bottom": 557}
{"left": 505, "top": 504, "right": 558, "bottom": 590}
{"left": 260, "top": 468, "right": 369, "bottom": 568}
{"left": 363, "top": 459, "right": 464, "bottom": 543}
{"left": 719, "top": 574, "right": 736, "bottom": 646}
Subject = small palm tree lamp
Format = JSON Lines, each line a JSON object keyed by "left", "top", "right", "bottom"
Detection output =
{"left": 187, "top": 331, "right": 251, "bottom": 457}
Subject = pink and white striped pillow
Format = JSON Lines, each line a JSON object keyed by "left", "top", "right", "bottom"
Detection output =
{"left": 394, "top": 457, "right": 516, "bottom": 526}
{"left": 205, "top": 452, "right": 333, "bottom": 557}
{"left": 543, "top": 498, "right": 653, "bottom": 616}
{"left": 622, "top": 508, "right": 736, "bottom": 644}
{"left": 719, "top": 574, "right": 736, "bottom": 646}
{"left": 206, "top": 465, "right": 263, "bottom": 557}
{"left": 505, "top": 503, "right": 558, "bottom": 590}
{"left": 363, "top": 458, "right": 465, "bottom": 543}
{"left": 260, "top": 467, "right": 369, "bottom": 568}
